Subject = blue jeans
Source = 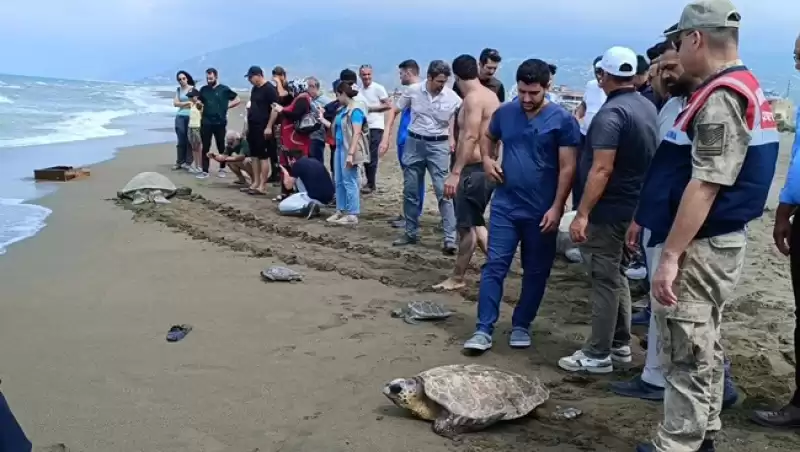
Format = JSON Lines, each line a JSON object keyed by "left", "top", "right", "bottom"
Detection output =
{"left": 476, "top": 208, "right": 558, "bottom": 335}
{"left": 401, "top": 136, "right": 456, "bottom": 244}
{"left": 0, "top": 392, "right": 31, "bottom": 452}
{"left": 174, "top": 115, "right": 192, "bottom": 165}
{"left": 310, "top": 139, "right": 326, "bottom": 165}
{"left": 334, "top": 147, "right": 360, "bottom": 214}
{"left": 397, "top": 141, "right": 424, "bottom": 217}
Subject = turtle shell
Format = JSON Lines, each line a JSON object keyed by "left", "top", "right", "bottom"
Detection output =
{"left": 120, "top": 172, "right": 177, "bottom": 196}
{"left": 419, "top": 364, "right": 548, "bottom": 421}
{"left": 261, "top": 266, "right": 303, "bottom": 282}
{"left": 407, "top": 301, "right": 452, "bottom": 320}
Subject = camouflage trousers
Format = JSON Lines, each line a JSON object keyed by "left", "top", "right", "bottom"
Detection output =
{"left": 651, "top": 229, "right": 747, "bottom": 452}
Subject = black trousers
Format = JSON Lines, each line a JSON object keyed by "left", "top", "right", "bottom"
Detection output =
{"left": 200, "top": 123, "right": 227, "bottom": 173}
{"left": 790, "top": 215, "right": 800, "bottom": 406}
{"left": 363, "top": 128, "right": 383, "bottom": 189}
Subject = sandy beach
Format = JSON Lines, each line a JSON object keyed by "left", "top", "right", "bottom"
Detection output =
{"left": 1, "top": 103, "right": 799, "bottom": 451}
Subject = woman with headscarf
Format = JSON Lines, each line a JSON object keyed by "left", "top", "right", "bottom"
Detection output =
{"left": 271, "top": 79, "right": 314, "bottom": 200}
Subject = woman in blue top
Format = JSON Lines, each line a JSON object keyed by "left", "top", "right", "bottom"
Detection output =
{"left": 173, "top": 70, "right": 195, "bottom": 170}
{"left": 324, "top": 81, "right": 368, "bottom": 225}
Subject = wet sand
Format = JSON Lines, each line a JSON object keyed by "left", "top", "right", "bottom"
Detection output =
{"left": 0, "top": 112, "right": 798, "bottom": 451}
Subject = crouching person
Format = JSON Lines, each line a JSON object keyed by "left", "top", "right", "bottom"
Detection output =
{"left": 278, "top": 149, "right": 334, "bottom": 219}
{"left": 209, "top": 131, "right": 252, "bottom": 186}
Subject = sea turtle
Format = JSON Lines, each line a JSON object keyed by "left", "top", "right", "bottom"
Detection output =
{"left": 260, "top": 266, "right": 303, "bottom": 282}
{"left": 383, "top": 364, "right": 555, "bottom": 437}
{"left": 390, "top": 301, "right": 452, "bottom": 325}
{"left": 117, "top": 172, "right": 191, "bottom": 205}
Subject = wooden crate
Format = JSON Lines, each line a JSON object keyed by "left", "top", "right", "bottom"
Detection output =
{"left": 33, "top": 166, "right": 91, "bottom": 182}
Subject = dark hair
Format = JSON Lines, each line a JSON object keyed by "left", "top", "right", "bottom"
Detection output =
{"left": 427, "top": 60, "right": 452, "bottom": 78}
{"left": 339, "top": 69, "right": 358, "bottom": 83}
{"left": 547, "top": 63, "right": 557, "bottom": 75}
{"left": 205, "top": 68, "right": 218, "bottom": 76}
{"left": 515, "top": 59, "right": 551, "bottom": 86}
{"left": 646, "top": 41, "right": 670, "bottom": 61}
{"left": 636, "top": 55, "right": 650, "bottom": 75}
{"left": 186, "top": 88, "right": 200, "bottom": 98}
{"left": 272, "top": 66, "right": 286, "bottom": 77}
{"left": 479, "top": 48, "right": 502, "bottom": 64}
{"left": 176, "top": 70, "right": 195, "bottom": 86}
{"left": 398, "top": 59, "right": 420, "bottom": 75}
{"left": 336, "top": 81, "right": 359, "bottom": 98}
{"left": 593, "top": 55, "right": 603, "bottom": 74}
{"left": 452, "top": 54, "right": 479, "bottom": 81}
{"left": 286, "top": 149, "right": 304, "bottom": 161}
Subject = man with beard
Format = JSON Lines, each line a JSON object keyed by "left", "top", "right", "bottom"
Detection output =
{"left": 434, "top": 54, "right": 500, "bottom": 291}
{"left": 197, "top": 68, "right": 240, "bottom": 179}
{"left": 243, "top": 66, "right": 278, "bottom": 195}
{"left": 453, "top": 48, "right": 505, "bottom": 103}
{"left": 752, "top": 31, "right": 800, "bottom": 429}
{"left": 610, "top": 44, "right": 739, "bottom": 411}
{"left": 463, "top": 59, "right": 580, "bottom": 352}
{"left": 636, "top": 1, "right": 780, "bottom": 450}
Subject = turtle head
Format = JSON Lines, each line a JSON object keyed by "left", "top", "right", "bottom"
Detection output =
{"left": 382, "top": 377, "right": 423, "bottom": 409}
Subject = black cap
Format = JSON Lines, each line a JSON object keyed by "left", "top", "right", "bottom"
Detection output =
{"left": 339, "top": 68, "right": 357, "bottom": 83}
{"left": 187, "top": 88, "right": 200, "bottom": 98}
{"left": 636, "top": 55, "right": 650, "bottom": 75}
{"left": 245, "top": 65, "right": 264, "bottom": 78}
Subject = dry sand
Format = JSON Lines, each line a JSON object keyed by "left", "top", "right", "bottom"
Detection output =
{"left": 0, "top": 106, "right": 798, "bottom": 451}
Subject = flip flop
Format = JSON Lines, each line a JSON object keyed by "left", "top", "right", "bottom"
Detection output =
{"left": 166, "top": 324, "right": 193, "bottom": 342}
{"left": 239, "top": 187, "right": 252, "bottom": 193}
{"left": 231, "top": 180, "right": 247, "bottom": 186}
{"left": 248, "top": 189, "right": 267, "bottom": 196}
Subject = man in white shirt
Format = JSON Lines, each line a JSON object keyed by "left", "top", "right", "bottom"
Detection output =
{"left": 380, "top": 60, "right": 462, "bottom": 254}
{"left": 358, "top": 64, "right": 391, "bottom": 193}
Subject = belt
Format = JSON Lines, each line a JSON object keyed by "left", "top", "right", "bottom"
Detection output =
{"left": 408, "top": 131, "right": 449, "bottom": 142}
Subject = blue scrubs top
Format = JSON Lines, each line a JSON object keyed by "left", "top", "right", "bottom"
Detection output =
{"left": 779, "top": 107, "right": 800, "bottom": 205}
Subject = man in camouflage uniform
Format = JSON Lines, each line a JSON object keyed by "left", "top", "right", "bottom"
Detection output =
{"left": 635, "top": 1, "right": 781, "bottom": 451}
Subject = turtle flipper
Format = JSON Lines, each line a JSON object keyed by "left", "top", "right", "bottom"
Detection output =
{"left": 403, "top": 315, "right": 419, "bottom": 325}
{"left": 432, "top": 412, "right": 503, "bottom": 437}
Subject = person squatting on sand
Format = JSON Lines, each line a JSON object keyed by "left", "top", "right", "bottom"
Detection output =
{"left": 433, "top": 54, "right": 499, "bottom": 291}
{"left": 197, "top": 68, "right": 240, "bottom": 179}
{"left": 277, "top": 150, "right": 334, "bottom": 219}
{"left": 323, "top": 81, "right": 369, "bottom": 225}
{"left": 380, "top": 60, "right": 461, "bottom": 254}
{"left": 633, "top": 1, "right": 780, "bottom": 450}
{"left": 462, "top": 59, "right": 580, "bottom": 352}
{"left": 560, "top": 46, "right": 658, "bottom": 374}
{"left": 751, "top": 30, "right": 800, "bottom": 430}
{"left": 208, "top": 130, "right": 252, "bottom": 186}
{"left": 173, "top": 70, "right": 195, "bottom": 171}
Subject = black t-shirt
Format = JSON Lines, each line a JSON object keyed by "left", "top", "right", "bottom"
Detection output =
{"left": 453, "top": 76, "right": 505, "bottom": 103}
{"left": 248, "top": 82, "right": 279, "bottom": 125}
{"left": 579, "top": 88, "right": 658, "bottom": 224}
{"left": 292, "top": 157, "right": 334, "bottom": 204}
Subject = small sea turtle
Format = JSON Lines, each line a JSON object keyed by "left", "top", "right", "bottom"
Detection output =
{"left": 260, "top": 266, "right": 303, "bottom": 282}
{"left": 383, "top": 364, "right": 568, "bottom": 437}
{"left": 390, "top": 301, "right": 452, "bottom": 324}
{"left": 117, "top": 172, "right": 192, "bottom": 205}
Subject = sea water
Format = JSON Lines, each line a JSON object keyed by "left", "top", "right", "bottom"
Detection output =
{"left": 0, "top": 73, "right": 178, "bottom": 255}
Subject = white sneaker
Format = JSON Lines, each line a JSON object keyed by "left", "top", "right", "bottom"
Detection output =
{"left": 611, "top": 346, "right": 632, "bottom": 364}
{"left": 195, "top": 172, "right": 209, "bottom": 179}
{"left": 557, "top": 350, "right": 613, "bottom": 374}
{"left": 187, "top": 166, "right": 200, "bottom": 174}
{"left": 335, "top": 214, "right": 358, "bottom": 225}
{"left": 565, "top": 247, "right": 583, "bottom": 263}
{"left": 217, "top": 169, "right": 226, "bottom": 178}
{"left": 180, "top": 163, "right": 191, "bottom": 170}
{"left": 326, "top": 211, "right": 343, "bottom": 223}
{"left": 625, "top": 265, "right": 648, "bottom": 280}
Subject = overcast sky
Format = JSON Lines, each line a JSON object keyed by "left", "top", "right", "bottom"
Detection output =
{"left": 1, "top": 0, "right": 798, "bottom": 80}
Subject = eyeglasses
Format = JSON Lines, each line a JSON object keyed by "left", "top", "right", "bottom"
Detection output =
{"left": 794, "top": 53, "right": 800, "bottom": 62}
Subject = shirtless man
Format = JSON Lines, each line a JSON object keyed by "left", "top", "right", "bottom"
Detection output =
{"left": 435, "top": 54, "right": 501, "bottom": 290}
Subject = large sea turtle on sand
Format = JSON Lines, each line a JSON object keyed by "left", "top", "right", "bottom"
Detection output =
{"left": 117, "top": 172, "right": 191, "bottom": 205}
{"left": 383, "top": 364, "right": 574, "bottom": 437}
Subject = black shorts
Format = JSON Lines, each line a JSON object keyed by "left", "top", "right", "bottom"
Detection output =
{"left": 247, "top": 125, "right": 268, "bottom": 159}
{"left": 454, "top": 164, "right": 494, "bottom": 229}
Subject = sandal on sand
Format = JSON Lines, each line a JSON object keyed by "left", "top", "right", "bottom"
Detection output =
{"left": 231, "top": 180, "right": 248, "bottom": 186}
{"left": 248, "top": 189, "right": 267, "bottom": 196}
{"left": 239, "top": 187, "right": 253, "bottom": 193}
{"left": 166, "top": 324, "right": 193, "bottom": 342}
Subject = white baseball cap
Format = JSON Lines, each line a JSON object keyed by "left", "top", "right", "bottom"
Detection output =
{"left": 595, "top": 46, "right": 638, "bottom": 77}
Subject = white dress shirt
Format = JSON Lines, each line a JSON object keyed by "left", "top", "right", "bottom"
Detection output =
{"left": 395, "top": 82, "right": 461, "bottom": 137}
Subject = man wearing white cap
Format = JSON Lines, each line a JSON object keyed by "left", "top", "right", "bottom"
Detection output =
{"left": 635, "top": 1, "right": 780, "bottom": 451}
{"left": 560, "top": 46, "right": 658, "bottom": 374}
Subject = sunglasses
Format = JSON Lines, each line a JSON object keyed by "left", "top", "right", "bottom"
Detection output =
{"left": 794, "top": 53, "right": 800, "bottom": 62}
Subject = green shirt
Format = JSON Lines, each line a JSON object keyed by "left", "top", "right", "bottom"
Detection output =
{"left": 224, "top": 139, "right": 250, "bottom": 157}
{"left": 199, "top": 83, "right": 238, "bottom": 125}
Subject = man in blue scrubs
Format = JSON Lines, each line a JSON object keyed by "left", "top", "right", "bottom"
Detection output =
{"left": 388, "top": 59, "right": 424, "bottom": 229}
{"left": 464, "top": 59, "right": 581, "bottom": 352}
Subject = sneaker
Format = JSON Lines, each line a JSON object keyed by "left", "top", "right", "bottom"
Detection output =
{"left": 392, "top": 235, "right": 418, "bottom": 247}
{"left": 463, "top": 332, "right": 493, "bottom": 352}
{"left": 326, "top": 211, "right": 343, "bottom": 223}
{"left": 632, "top": 307, "right": 651, "bottom": 326}
{"left": 186, "top": 166, "right": 199, "bottom": 174}
{"left": 722, "top": 368, "right": 739, "bottom": 409}
{"left": 305, "top": 203, "right": 321, "bottom": 220}
{"left": 335, "top": 214, "right": 358, "bottom": 225}
{"left": 632, "top": 296, "right": 650, "bottom": 311}
{"left": 611, "top": 345, "right": 632, "bottom": 363}
{"left": 751, "top": 404, "right": 800, "bottom": 428}
{"left": 625, "top": 264, "right": 648, "bottom": 280}
{"left": 509, "top": 328, "right": 531, "bottom": 348}
{"left": 195, "top": 172, "right": 209, "bottom": 179}
{"left": 564, "top": 247, "right": 583, "bottom": 263}
{"left": 217, "top": 169, "right": 226, "bottom": 178}
{"left": 171, "top": 164, "right": 182, "bottom": 171}
{"left": 557, "top": 350, "right": 613, "bottom": 374}
{"left": 180, "top": 163, "right": 190, "bottom": 170}
{"left": 610, "top": 375, "right": 664, "bottom": 401}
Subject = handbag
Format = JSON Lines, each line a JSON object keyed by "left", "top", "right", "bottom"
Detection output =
{"left": 294, "top": 95, "right": 321, "bottom": 135}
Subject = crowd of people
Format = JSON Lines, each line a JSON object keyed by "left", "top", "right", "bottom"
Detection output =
{"left": 159, "top": 0, "right": 800, "bottom": 450}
